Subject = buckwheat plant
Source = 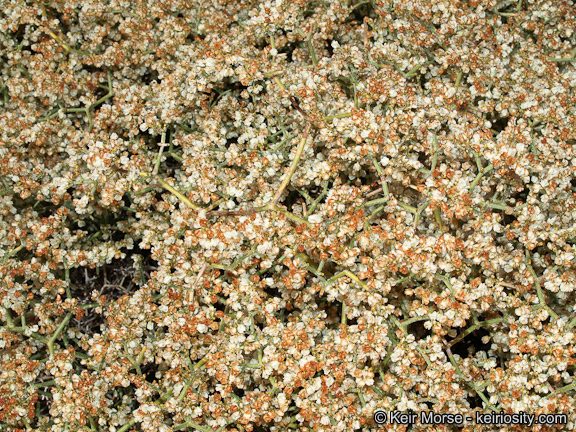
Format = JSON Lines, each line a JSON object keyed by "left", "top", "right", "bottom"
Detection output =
{"left": 1, "top": 0, "right": 576, "bottom": 431}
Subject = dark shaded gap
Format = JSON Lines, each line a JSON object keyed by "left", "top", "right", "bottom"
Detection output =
{"left": 416, "top": 150, "right": 431, "bottom": 169}
{"left": 303, "top": 180, "right": 332, "bottom": 204}
{"left": 510, "top": 184, "right": 529, "bottom": 203}
{"left": 325, "top": 39, "right": 336, "bottom": 57}
{"left": 319, "top": 300, "right": 343, "bottom": 328}
{"left": 141, "top": 70, "right": 160, "bottom": 86}
{"left": 207, "top": 79, "right": 249, "bottom": 107}
{"left": 417, "top": 69, "right": 432, "bottom": 93}
{"left": 185, "top": 32, "right": 206, "bottom": 44}
{"left": 467, "top": 390, "right": 484, "bottom": 409}
{"left": 282, "top": 189, "right": 301, "bottom": 210}
{"left": 346, "top": 0, "right": 377, "bottom": 24}
{"left": 502, "top": 212, "right": 517, "bottom": 227}
{"left": 448, "top": 326, "right": 491, "bottom": 359}
{"left": 277, "top": 41, "right": 298, "bottom": 63}
{"left": 33, "top": 388, "right": 53, "bottom": 429}
{"left": 491, "top": 116, "right": 510, "bottom": 133}
{"left": 82, "top": 64, "right": 106, "bottom": 76}
{"left": 67, "top": 200, "right": 137, "bottom": 246}
{"left": 69, "top": 247, "right": 154, "bottom": 336}
{"left": 142, "top": 362, "right": 160, "bottom": 385}
{"left": 8, "top": 24, "right": 27, "bottom": 45}
{"left": 214, "top": 299, "right": 226, "bottom": 313}
{"left": 263, "top": 285, "right": 282, "bottom": 299}
{"left": 91, "top": 79, "right": 109, "bottom": 104}
{"left": 407, "top": 320, "right": 431, "bottom": 340}
{"left": 224, "top": 138, "right": 238, "bottom": 150}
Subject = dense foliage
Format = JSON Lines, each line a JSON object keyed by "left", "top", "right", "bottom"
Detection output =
{"left": 1, "top": 0, "right": 576, "bottom": 431}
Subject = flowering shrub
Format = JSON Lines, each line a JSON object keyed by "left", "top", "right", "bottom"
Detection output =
{"left": 1, "top": 0, "right": 576, "bottom": 431}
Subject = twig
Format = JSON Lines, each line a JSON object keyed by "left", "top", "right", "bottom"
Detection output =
{"left": 289, "top": 96, "right": 309, "bottom": 119}
{"left": 363, "top": 21, "right": 369, "bottom": 52}
{"left": 455, "top": 70, "right": 463, "bottom": 90}
{"left": 48, "top": 313, "right": 72, "bottom": 358}
{"left": 207, "top": 206, "right": 268, "bottom": 216}
{"left": 152, "top": 130, "right": 168, "bottom": 176}
{"left": 155, "top": 177, "right": 203, "bottom": 211}
{"left": 189, "top": 263, "right": 208, "bottom": 304}
{"left": 469, "top": 164, "right": 494, "bottom": 194}
{"left": 525, "top": 249, "right": 558, "bottom": 319}
{"left": 271, "top": 122, "right": 311, "bottom": 204}
{"left": 365, "top": 186, "right": 383, "bottom": 198}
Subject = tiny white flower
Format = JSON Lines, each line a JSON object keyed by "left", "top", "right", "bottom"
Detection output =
{"left": 308, "top": 214, "right": 323, "bottom": 224}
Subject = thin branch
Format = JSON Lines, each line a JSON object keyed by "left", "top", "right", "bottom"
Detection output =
{"left": 363, "top": 21, "right": 370, "bottom": 52}
{"left": 188, "top": 263, "right": 208, "bottom": 304}
{"left": 155, "top": 177, "right": 203, "bottom": 211}
{"left": 207, "top": 206, "right": 267, "bottom": 216}
{"left": 271, "top": 122, "right": 311, "bottom": 204}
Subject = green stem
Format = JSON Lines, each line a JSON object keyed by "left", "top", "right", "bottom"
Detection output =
{"left": 169, "top": 151, "right": 184, "bottom": 162}
{"left": 268, "top": 204, "right": 312, "bottom": 227}
{"left": 525, "top": 250, "right": 558, "bottom": 319}
{"left": 153, "top": 130, "right": 168, "bottom": 175}
{"left": 413, "top": 200, "right": 430, "bottom": 228}
{"left": 445, "top": 345, "right": 497, "bottom": 412}
{"left": 3, "top": 307, "right": 13, "bottom": 327}
{"left": 2, "top": 243, "right": 25, "bottom": 264}
{"left": 64, "top": 107, "right": 88, "bottom": 113}
{"left": 323, "top": 270, "right": 369, "bottom": 295}
{"left": 398, "top": 202, "right": 417, "bottom": 214}
{"left": 177, "top": 123, "right": 194, "bottom": 133}
{"left": 90, "top": 91, "right": 115, "bottom": 109}
{"left": 434, "top": 207, "right": 443, "bottom": 231}
{"left": 448, "top": 317, "right": 504, "bottom": 348}
{"left": 306, "top": 35, "right": 318, "bottom": 66}
{"left": 5, "top": 326, "right": 49, "bottom": 343}
{"left": 369, "top": 156, "right": 389, "bottom": 197}
{"left": 48, "top": 313, "right": 72, "bottom": 357}
{"left": 400, "top": 316, "right": 429, "bottom": 327}
{"left": 405, "top": 61, "right": 435, "bottom": 77}
{"left": 117, "top": 419, "right": 136, "bottom": 432}
{"left": 455, "top": 70, "right": 463, "bottom": 90}
{"left": 187, "top": 421, "right": 216, "bottom": 432}
{"left": 469, "top": 164, "right": 493, "bottom": 194}
{"left": 554, "top": 382, "right": 576, "bottom": 394}
{"left": 364, "top": 205, "right": 386, "bottom": 230}
{"left": 274, "top": 76, "right": 286, "bottom": 92}
{"left": 79, "top": 302, "right": 100, "bottom": 310}
{"left": 361, "top": 197, "right": 389, "bottom": 207}
{"left": 567, "top": 314, "right": 576, "bottom": 330}
{"left": 272, "top": 134, "right": 297, "bottom": 152}
{"left": 86, "top": 231, "right": 101, "bottom": 243}
{"left": 485, "top": 201, "right": 509, "bottom": 211}
{"left": 308, "top": 180, "right": 330, "bottom": 214}
{"left": 431, "top": 135, "right": 439, "bottom": 171}
{"left": 156, "top": 177, "right": 202, "bottom": 211}
{"left": 89, "top": 415, "right": 98, "bottom": 431}
{"left": 322, "top": 112, "right": 351, "bottom": 121}
{"left": 271, "top": 122, "right": 311, "bottom": 204}
{"left": 30, "top": 380, "right": 56, "bottom": 389}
